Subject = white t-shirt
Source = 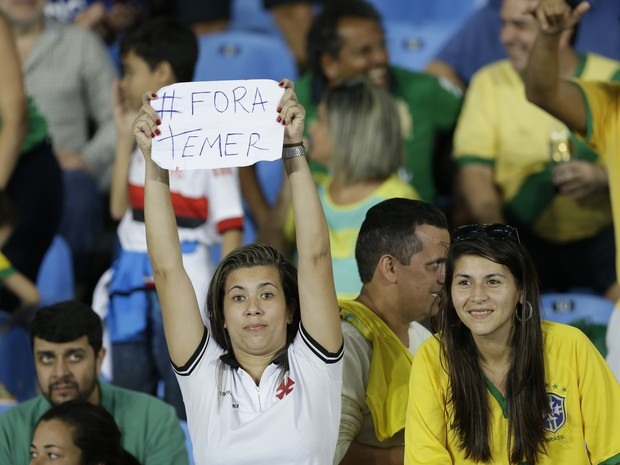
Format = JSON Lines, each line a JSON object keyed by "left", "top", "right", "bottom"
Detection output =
{"left": 118, "top": 147, "right": 244, "bottom": 252}
{"left": 174, "top": 324, "right": 344, "bottom": 465}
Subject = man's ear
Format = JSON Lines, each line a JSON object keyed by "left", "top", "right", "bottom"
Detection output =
{"left": 377, "top": 254, "right": 398, "bottom": 284}
{"left": 321, "top": 53, "right": 340, "bottom": 82}
{"left": 95, "top": 347, "right": 106, "bottom": 376}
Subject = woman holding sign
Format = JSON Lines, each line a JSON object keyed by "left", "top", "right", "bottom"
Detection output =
{"left": 133, "top": 79, "right": 343, "bottom": 465}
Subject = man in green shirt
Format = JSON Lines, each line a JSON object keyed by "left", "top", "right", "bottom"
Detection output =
{"left": 0, "top": 300, "right": 189, "bottom": 465}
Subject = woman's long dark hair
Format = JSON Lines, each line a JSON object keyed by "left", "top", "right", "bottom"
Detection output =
{"left": 433, "top": 235, "right": 549, "bottom": 464}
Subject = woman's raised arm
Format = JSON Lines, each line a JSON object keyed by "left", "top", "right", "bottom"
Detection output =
{"left": 279, "top": 79, "right": 342, "bottom": 353}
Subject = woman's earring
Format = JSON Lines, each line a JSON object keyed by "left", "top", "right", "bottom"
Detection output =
{"left": 515, "top": 301, "right": 533, "bottom": 322}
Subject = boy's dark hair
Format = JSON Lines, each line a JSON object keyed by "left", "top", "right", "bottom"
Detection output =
{"left": 120, "top": 17, "right": 198, "bottom": 82}
{"left": 0, "top": 190, "right": 18, "bottom": 229}
{"left": 31, "top": 300, "right": 103, "bottom": 354}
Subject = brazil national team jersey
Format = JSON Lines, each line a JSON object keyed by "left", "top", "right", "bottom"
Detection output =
{"left": 405, "top": 321, "right": 620, "bottom": 465}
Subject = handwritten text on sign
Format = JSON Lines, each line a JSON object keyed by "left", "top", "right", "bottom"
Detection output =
{"left": 151, "top": 79, "right": 285, "bottom": 170}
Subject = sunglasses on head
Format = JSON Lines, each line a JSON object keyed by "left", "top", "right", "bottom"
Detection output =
{"left": 451, "top": 223, "right": 521, "bottom": 244}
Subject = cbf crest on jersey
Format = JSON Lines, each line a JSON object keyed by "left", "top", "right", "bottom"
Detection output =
{"left": 544, "top": 392, "right": 567, "bottom": 433}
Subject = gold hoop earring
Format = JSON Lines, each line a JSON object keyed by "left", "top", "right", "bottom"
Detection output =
{"left": 516, "top": 301, "right": 533, "bottom": 322}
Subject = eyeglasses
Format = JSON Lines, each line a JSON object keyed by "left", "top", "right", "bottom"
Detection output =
{"left": 451, "top": 223, "right": 521, "bottom": 244}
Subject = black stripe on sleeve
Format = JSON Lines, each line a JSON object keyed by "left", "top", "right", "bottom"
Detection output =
{"left": 299, "top": 323, "right": 344, "bottom": 364}
{"left": 172, "top": 326, "right": 210, "bottom": 376}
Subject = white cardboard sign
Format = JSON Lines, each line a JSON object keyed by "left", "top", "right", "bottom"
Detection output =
{"left": 151, "top": 79, "right": 285, "bottom": 170}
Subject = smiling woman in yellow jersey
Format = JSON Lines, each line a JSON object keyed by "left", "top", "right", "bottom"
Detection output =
{"left": 405, "top": 224, "right": 620, "bottom": 465}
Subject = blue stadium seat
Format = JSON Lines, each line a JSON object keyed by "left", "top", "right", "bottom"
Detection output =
{"left": 230, "top": 0, "right": 280, "bottom": 36}
{"left": 367, "top": 0, "right": 416, "bottom": 23}
{"left": 193, "top": 30, "right": 297, "bottom": 82}
{"left": 575, "top": 0, "right": 620, "bottom": 61}
{"left": 179, "top": 420, "right": 195, "bottom": 465}
{"left": 427, "top": 0, "right": 486, "bottom": 23}
{"left": 384, "top": 20, "right": 462, "bottom": 72}
{"left": 368, "top": 0, "right": 484, "bottom": 24}
{"left": 540, "top": 292, "right": 615, "bottom": 356}
{"left": 36, "top": 235, "right": 75, "bottom": 307}
{"left": 0, "top": 311, "right": 37, "bottom": 402}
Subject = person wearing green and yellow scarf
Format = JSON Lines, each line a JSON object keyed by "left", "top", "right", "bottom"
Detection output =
{"left": 334, "top": 198, "right": 450, "bottom": 465}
